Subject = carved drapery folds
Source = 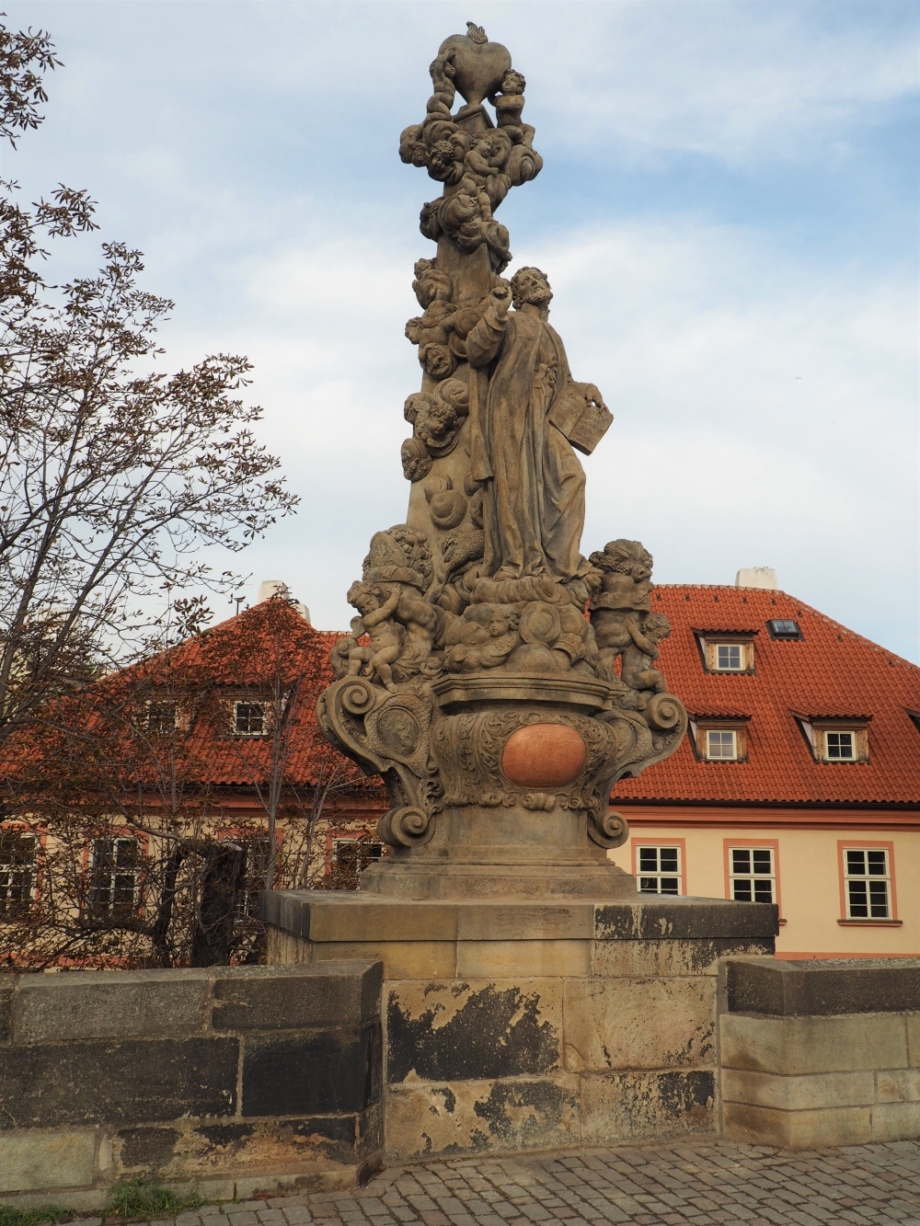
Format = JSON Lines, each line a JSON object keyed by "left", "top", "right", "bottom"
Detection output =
{"left": 317, "top": 28, "right": 687, "bottom": 870}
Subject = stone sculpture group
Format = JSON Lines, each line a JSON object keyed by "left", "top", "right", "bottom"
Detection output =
{"left": 318, "top": 25, "right": 687, "bottom": 896}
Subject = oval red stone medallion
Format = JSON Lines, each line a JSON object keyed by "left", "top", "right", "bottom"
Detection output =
{"left": 501, "top": 723, "right": 587, "bottom": 788}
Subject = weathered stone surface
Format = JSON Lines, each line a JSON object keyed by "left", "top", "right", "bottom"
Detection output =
{"left": 242, "top": 1026, "right": 379, "bottom": 1117}
{"left": 0, "top": 1130, "right": 96, "bottom": 1193}
{"left": 310, "top": 940, "right": 457, "bottom": 980}
{"left": 910, "top": 1012, "right": 920, "bottom": 1067}
{"left": 719, "top": 1012, "right": 909, "bottom": 1075}
{"left": 721, "top": 1067, "right": 876, "bottom": 1111}
{"left": 114, "top": 1111, "right": 381, "bottom": 1181}
{"left": 13, "top": 971, "right": 208, "bottom": 1043}
{"left": 563, "top": 977, "right": 715, "bottom": 1071}
{"left": 871, "top": 1100, "right": 920, "bottom": 1142}
{"left": 580, "top": 1070, "right": 715, "bottom": 1142}
{"left": 456, "top": 902, "right": 594, "bottom": 941}
{"left": 723, "top": 1101, "right": 872, "bottom": 1148}
{"left": 456, "top": 938, "right": 590, "bottom": 978}
{"left": 212, "top": 962, "right": 381, "bottom": 1031}
{"left": 385, "top": 1076, "right": 580, "bottom": 1159}
{"left": 877, "top": 1067, "right": 920, "bottom": 1103}
{"left": 724, "top": 956, "right": 920, "bottom": 1016}
{"left": 387, "top": 980, "right": 561, "bottom": 1083}
{"left": 0, "top": 1038, "right": 238, "bottom": 1128}
{"left": 594, "top": 938, "right": 773, "bottom": 977}
{"left": 595, "top": 900, "right": 778, "bottom": 942}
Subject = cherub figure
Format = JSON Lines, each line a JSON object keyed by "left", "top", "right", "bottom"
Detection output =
{"left": 445, "top": 607, "right": 519, "bottom": 672}
{"left": 620, "top": 612, "right": 671, "bottom": 699}
{"left": 330, "top": 616, "right": 364, "bottom": 680}
{"left": 589, "top": 540, "right": 654, "bottom": 611}
{"left": 345, "top": 581, "right": 403, "bottom": 692}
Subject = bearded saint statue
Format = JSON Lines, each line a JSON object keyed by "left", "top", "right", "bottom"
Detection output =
{"left": 465, "top": 266, "right": 608, "bottom": 594}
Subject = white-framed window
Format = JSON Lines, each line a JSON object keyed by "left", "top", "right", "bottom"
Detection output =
{"left": 706, "top": 729, "right": 738, "bottom": 760}
{"left": 636, "top": 845, "right": 682, "bottom": 895}
{"left": 233, "top": 701, "right": 266, "bottom": 737}
{"left": 700, "top": 637, "right": 755, "bottom": 673}
{"left": 88, "top": 837, "right": 141, "bottom": 917}
{"left": 843, "top": 848, "right": 891, "bottom": 920}
{"left": 729, "top": 847, "right": 775, "bottom": 904}
{"left": 0, "top": 830, "right": 37, "bottom": 919}
{"left": 332, "top": 837, "right": 384, "bottom": 873}
{"left": 716, "top": 644, "right": 743, "bottom": 671}
{"left": 146, "top": 701, "right": 177, "bottom": 735}
{"left": 826, "top": 731, "right": 855, "bottom": 760}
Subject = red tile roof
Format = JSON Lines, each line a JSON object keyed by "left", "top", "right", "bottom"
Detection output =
{"left": 614, "top": 586, "right": 920, "bottom": 807}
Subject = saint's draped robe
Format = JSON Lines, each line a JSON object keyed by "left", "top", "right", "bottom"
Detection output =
{"left": 466, "top": 305, "right": 590, "bottom": 584}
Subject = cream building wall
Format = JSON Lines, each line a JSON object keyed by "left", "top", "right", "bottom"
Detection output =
{"left": 608, "top": 823, "right": 919, "bottom": 958}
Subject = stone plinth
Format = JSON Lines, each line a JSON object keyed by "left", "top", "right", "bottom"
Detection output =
{"left": 263, "top": 890, "right": 776, "bottom": 1160}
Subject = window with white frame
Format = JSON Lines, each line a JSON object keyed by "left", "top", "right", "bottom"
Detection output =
{"left": 700, "top": 637, "right": 754, "bottom": 673}
{"left": 716, "top": 644, "right": 743, "bottom": 671}
{"left": 233, "top": 701, "right": 266, "bottom": 737}
{"left": 705, "top": 729, "right": 738, "bottom": 760}
{"left": 88, "top": 837, "right": 141, "bottom": 917}
{"left": 843, "top": 848, "right": 891, "bottom": 920}
{"left": 636, "top": 845, "right": 682, "bottom": 895}
{"left": 729, "top": 846, "right": 775, "bottom": 904}
{"left": 825, "top": 730, "right": 855, "bottom": 760}
{"left": 0, "top": 830, "right": 37, "bottom": 919}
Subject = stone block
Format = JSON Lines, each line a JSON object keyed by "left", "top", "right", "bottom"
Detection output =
{"left": 241, "top": 1025, "right": 379, "bottom": 1117}
{"left": 721, "top": 1067, "right": 876, "bottom": 1111}
{"left": 265, "top": 928, "right": 312, "bottom": 965}
{"left": 310, "top": 941, "right": 457, "bottom": 980}
{"left": 0, "top": 1038, "right": 238, "bottom": 1128}
{"left": 114, "top": 1111, "right": 378, "bottom": 1182}
{"left": 563, "top": 977, "right": 715, "bottom": 1071}
{"left": 594, "top": 899, "right": 777, "bottom": 943}
{"left": 877, "top": 1068, "right": 920, "bottom": 1103}
{"left": 871, "top": 1100, "right": 920, "bottom": 1142}
{"left": 212, "top": 962, "right": 381, "bottom": 1031}
{"left": 12, "top": 971, "right": 208, "bottom": 1043}
{"left": 455, "top": 939, "right": 590, "bottom": 978}
{"left": 455, "top": 903, "right": 594, "bottom": 941}
{"left": 386, "top": 979, "right": 561, "bottom": 1084}
{"left": 909, "top": 1012, "right": 920, "bottom": 1066}
{"left": 593, "top": 938, "right": 773, "bottom": 978}
{"left": 0, "top": 1129, "right": 96, "bottom": 1193}
{"left": 384, "top": 1075, "right": 580, "bottom": 1159}
{"left": 580, "top": 1070, "right": 715, "bottom": 1143}
{"left": 723, "top": 1101, "right": 872, "bottom": 1148}
{"left": 719, "top": 1012, "right": 909, "bottom": 1075}
{"left": 309, "top": 900, "right": 459, "bottom": 943}
{"left": 724, "top": 956, "right": 920, "bottom": 1016}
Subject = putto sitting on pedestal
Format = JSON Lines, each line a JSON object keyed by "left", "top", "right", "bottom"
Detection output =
{"left": 317, "top": 24, "right": 687, "bottom": 900}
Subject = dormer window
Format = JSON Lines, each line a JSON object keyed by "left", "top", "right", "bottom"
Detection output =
{"left": 796, "top": 716, "right": 870, "bottom": 764}
{"left": 691, "top": 718, "right": 749, "bottom": 762}
{"left": 233, "top": 701, "right": 267, "bottom": 737}
{"left": 696, "top": 632, "right": 756, "bottom": 673}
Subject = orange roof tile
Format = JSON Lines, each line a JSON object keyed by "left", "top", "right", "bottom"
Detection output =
{"left": 614, "top": 586, "right": 920, "bottom": 806}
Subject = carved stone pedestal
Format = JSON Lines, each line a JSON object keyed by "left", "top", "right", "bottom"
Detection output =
{"left": 262, "top": 892, "right": 778, "bottom": 1160}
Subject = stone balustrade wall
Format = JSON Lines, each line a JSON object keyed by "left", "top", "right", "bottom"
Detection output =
{"left": 720, "top": 957, "right": 920, "bottom": 1148}
{"left": 0, "top": 962, "right": 382, "bottom": 1210}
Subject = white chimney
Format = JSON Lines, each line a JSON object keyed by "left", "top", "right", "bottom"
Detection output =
{"left": 735, "top": 567, "right": 778, "bottom": 591}
{"left": 257, "top": 580, "right": 310, "bottom": 622}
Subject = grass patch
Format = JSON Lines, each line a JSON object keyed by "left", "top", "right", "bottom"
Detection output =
{"left": 107, "top": 1180, "right": 204, "bottom": 1220}
{"left": 0, "top": 1209, "right": 77, "bottom": 1226}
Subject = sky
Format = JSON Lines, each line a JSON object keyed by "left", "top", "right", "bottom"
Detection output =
{"left": 4, "top": 1, "right": 919, "bottom": 660}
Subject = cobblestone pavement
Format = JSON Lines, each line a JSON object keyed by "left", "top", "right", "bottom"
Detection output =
{"left": 151, "top": 1139, "right": 920, "bottom": 1226}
